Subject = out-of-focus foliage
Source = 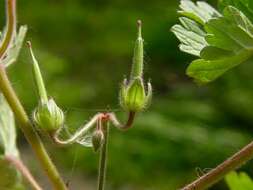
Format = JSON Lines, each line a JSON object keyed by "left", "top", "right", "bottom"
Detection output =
{"left": 3, "top": 26, "right": 27, "bottom": 67}
{"left": 1, "top": 0, "right": 253, "bottom": 189}
{"left": 0, "top": 94, "right": 18, "bottom": 156}
{"left": 226, "top": 171, "right": 253, "bottom": 190}
{"left": 0, "top": 94, "right": 24, "bottom": 189}
{"left": 219, "top": 0, "right": 253, "bottom": 21}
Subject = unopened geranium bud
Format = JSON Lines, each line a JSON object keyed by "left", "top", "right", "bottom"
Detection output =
{"left": 92, "top": 130, "right": 104, "bottom": 152}
{"left": 27, "top": 41, "right": 64, "bottom": 132}
{"left": 120, "top": 77, "right": 145, "bottom": 112}
{"left": 131, "top": 20, "right": 144, "bottom": 79}
{"left": 33, "top": 98, "right": 64, "bottom": 132}
{"left": 119, "top": 20, "right": 152, "bottom": 112}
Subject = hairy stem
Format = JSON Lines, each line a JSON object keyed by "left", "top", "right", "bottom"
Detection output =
{"left": 108, "top": 111, "right": 136, "bottom": 130}
{"left": 52, "top": 113, "right": 102, "bottom": 145}
{"left": 0, "top": 65, "right": 67, "bottom": 190}
{"left": 0, "top": 0, "right": 16, "bottom": 59}
{"left": 181, "top": 141, "right": 253, "bottom": 190}
{"left": 97, "top": 121, "right": 109, "bottom": 190}
{"left": 5, "top": 154, "right": 43, "bottom": 190}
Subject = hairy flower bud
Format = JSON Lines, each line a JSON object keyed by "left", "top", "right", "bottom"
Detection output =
{"left": 119, "top": 20, "right": 152, "bottom": 112}
{"left": 92, "top": 130, "right": 104, "bottom": 152}
{"left": 33, "top": 99, "right": 64, "bottom": 132}
{"left": 28, "top": 42, "right": 64, "bottom": 132}
{"left": 120, "top": 77, "right": 152, "bottom": 112}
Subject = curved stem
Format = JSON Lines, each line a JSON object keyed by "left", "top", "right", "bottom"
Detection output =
{"left": 0, "top": 0, "right": 16, "bottom": 59}
{"left": 181, "top": 141, "right": 253, "bottom": 190}
{"left": 97, "top": 121, "right": 109, "bottom": 190}
{"left": 5, "top": 154, "right": 43, "bottom": 190}
{"left": 52, "top": 113, "right": 102, "bottom": 145}
{"left": 0, "top": 65, "right": 67, "bottom": 190}
{"left": 108, "top": 111, "right": 136, "bottom": 130}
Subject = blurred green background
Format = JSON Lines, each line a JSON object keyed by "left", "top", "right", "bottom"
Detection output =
{"left": 1, "top": 0, "right": 253, "bottom": 189}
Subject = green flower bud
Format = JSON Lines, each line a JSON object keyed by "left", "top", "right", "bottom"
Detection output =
{"left": 119, "top": 20, "right": 152, "bottom": 112}
{"left": 33, "top": 99, "right": 64, "bottom": 132}
{"left": 120, "top": 77, "right": 152, "bottom": 112}
{"left": 92, "top": 130, "right": 104, "bottom": 152}
{"left": 28, "top": 42, "right": 64, "bottom": 132}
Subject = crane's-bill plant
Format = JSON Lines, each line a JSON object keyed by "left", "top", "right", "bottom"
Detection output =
{"left": 27, "top": 20, "right": 152, "bottom": 190}
{"left": 172, "top": 0, "right": 253, "bottom": 189}
{"left": 0, "top": 0, "right": 152, "bottom": 189}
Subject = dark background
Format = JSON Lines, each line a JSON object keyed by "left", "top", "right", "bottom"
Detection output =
{"left": 1, "top": 0, "right": 253, "bottom": 189}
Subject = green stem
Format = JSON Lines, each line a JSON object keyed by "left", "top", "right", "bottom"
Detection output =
{"left": 181, "top": 141, "right": 253, "bottom": 190}
{"left": 0, "top": 65, "right": 67, "bottom": 190}
{"left": 97, "top": 121, "right": 109, "bottom": 190}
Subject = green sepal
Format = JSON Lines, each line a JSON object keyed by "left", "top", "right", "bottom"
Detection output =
{"left": 122, "top": 77, "right": 146, "bottom": 112}
{"left": 119, "top": 78, "right": 128, "bottom": 110}
{"left": 33, "top": 98, "right": 64, "bottom": 132}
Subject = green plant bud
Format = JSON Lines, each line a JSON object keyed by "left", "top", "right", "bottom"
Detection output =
{"left": 92, "top": 130, "right": 104, "bottom": 152}
{"left": 27, "top": 41, "right": 48, "bottom": 104}
{"left": 120, "top": 77, "right": 152, "bottom": 112}
{"left": 119, "top": 20, "right": 152, "bottom": 112}
{"left": 131, "top": 20, "right": 144, "bottom": 79}
{"left": 33, "top": 98, "right": 64, "bottom": 132}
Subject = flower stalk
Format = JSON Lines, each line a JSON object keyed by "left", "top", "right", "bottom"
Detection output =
{"left": 5, "top": 154, "right": 43, "bottom": 190}
{"left": 0, "top": 0, "right": 16, "bottom": 59}
{"left": 97, "top": 121, "right": 109, "bottom": 190}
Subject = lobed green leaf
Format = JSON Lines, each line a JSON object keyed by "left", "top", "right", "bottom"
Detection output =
{"left": 179, "top": 0, "right": 221, "bottom": 24}
{"left": 172, "top": 0, "right": 253, "bottom": 84}
{"left": 219, "top": 0, "right": 253, "bottom": 22}
{"left": 171, "top": 18, "right": 207, "bottom": 56}
{"left": 187, "top": 50, "right": 252, "bottom": 84}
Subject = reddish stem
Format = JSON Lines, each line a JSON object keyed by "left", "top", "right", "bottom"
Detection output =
{"left": 5, "top": 154, "right": 43, "bottom": 190}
